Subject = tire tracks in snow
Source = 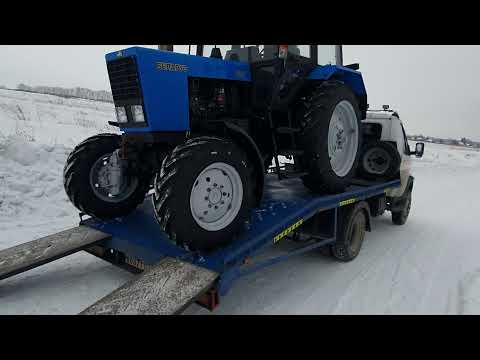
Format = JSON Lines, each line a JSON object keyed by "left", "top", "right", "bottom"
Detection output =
{"left": 330, "top": 219, "right": 434, "bottom": 314}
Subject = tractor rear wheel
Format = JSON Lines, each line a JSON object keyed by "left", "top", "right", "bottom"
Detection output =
{"left": 152, "top": 136, "right": 255, "bottom": 252}
{"left": 63, "top": 133, "right": 151, "bottom": 219}
{"left": 299, "top": 81, "right": 362, "bottom": 193}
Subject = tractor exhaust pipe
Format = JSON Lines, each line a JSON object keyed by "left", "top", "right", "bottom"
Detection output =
{"left": 335, "top": 45, "right": 343, "bottom": 66}
{"left": 158, "top": 45, "right": 174, "bottom": 51}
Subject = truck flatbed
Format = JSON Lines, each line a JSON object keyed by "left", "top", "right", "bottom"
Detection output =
{"left": 0, "top": 175, "right": 400, "bottom": 314}
{"left": 83, "top": 175, "right": 400, "bottom": 302}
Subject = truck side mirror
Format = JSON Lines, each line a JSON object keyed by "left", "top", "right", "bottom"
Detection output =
{"left": 411, "top": 142, "right": 424, "bottom": 158}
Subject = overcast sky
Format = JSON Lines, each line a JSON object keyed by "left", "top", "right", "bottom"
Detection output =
{"left": 0, "top": 45, "right": 478, "bottom": 140}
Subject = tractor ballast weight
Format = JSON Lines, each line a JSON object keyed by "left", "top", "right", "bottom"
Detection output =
{"left": 64, "top": 45, "right": 369, "bottom": 252}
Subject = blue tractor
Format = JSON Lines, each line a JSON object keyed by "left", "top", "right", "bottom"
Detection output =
{"left": 63, "top": 45, "right": 368, "bottom": 252}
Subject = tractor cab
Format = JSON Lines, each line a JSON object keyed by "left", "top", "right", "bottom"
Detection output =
{"left": 180, "top": 45, "right": 346, "bottom": 113}
{"left": 189, "top": 45, "right": 340, "bottom": 65}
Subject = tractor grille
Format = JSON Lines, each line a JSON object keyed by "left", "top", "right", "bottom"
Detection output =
{"left": 107, "top": 56, "right": 142, "bottom": 103}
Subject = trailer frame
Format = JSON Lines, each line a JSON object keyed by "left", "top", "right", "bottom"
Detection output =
{"left": 81, "top": 175, "right": 400, "bottom": 309}
{"left": 0, "top": 175, "right": 400, "bottom": 313}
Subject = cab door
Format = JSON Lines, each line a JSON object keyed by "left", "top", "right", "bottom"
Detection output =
{"left": 397, "top": 120, "right": 412, "bottom": 196}
{"left": 288, "top": 45, "right": 341, "bottom": 66}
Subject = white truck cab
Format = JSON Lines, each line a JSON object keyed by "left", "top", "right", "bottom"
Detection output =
{"left": 361, "top": 106, "right": 424, "bottom": 224}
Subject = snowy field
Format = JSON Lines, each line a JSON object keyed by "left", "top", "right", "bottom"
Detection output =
{"left": 1, "top": 89, "right": 480, "bottom": 315}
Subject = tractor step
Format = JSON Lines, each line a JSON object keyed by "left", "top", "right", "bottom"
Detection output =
{"left": 276, "top": 127, "right": 301, "bottom": 134}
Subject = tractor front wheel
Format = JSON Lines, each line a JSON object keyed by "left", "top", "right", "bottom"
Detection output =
{"left": 63, "top": 133, "right": 151, "bottom": 219}
{"left": 152, "top": 136, "right": 255, "bottom": 252}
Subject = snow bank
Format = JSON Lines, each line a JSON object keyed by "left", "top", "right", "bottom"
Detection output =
{"left": 0, "top": 88, "right": 118, "bottom": 147}
{"left": 0, "top": 135, "right": 72, "bottom": 224}
{"left": 0, "top": 89, "right": 119, "bottom": 248}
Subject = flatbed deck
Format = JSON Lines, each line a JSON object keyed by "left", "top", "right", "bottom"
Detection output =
{"left": 0, "top": 175, "right": 400, "bottom": 314}
{"left": 83, "top": 175, "right": 400, "bottom": 297}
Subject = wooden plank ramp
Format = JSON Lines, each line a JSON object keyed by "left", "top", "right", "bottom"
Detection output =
{"left": 80, "top": 257, "right": 218, "bottom": 315}
{"left": 0, "top": 226, "right": 110, "bottom": 281}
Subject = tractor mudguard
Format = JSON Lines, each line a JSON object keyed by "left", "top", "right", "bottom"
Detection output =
{"left": 270, "top": 55, "right": 317, "bottom": 111}
{"left": 309, "top": 65, "right": 368, "bottom": 119}
{"left": 224, "top": 122, "right": 265, "bottom": 206}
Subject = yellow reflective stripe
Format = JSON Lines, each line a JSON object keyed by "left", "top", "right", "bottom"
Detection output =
{"left": 273, "top": 219, "right": 304, "bottom": 243}
{"left": 339, "top": 198, "right": 357, "bottom": 207}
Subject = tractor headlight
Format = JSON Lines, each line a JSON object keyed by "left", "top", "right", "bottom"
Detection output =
{"left": 131, "top": 105, "right": 145, "bottom": 123}
{"left": 115, "top": 106, "right": 128, "bottom": 123}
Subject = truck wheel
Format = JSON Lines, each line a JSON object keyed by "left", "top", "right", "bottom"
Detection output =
{"left": 358, "top": 140, "right": 401, "bottom": 180}
{"left": 299, "top": 81, "right": 362, "bottom": 193}
{"left": 331, "top": 204, "right": 367, "bottom": 262}
{"left": 152, "top": 136, "right": 255, "bottom": 252}
{"left": 392, "top": 191, "right": 412, "bottom": 225}
{"left": 63, "top": 133, "right": 151, "bottom": 219}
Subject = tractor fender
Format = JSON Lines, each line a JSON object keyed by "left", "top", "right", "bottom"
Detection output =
{"left": 309, "top": 65, "right": 368, "bottom": 119}
{"left": 224, "top": 122, "right": 265, "bottom": 206}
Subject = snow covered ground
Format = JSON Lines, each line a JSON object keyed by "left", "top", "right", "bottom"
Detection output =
{"left": 1, "top": 89, "right": 480, "bottom": 314}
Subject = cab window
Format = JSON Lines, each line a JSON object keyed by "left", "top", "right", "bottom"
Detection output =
{"left": 317, "top": 45, "right": 336, "bottom": 65}
{"left": 202, "top": 45, "right": 232, "bottom": 58}
{"left": 288, "top": 45, "right": 310, "bottom": 58}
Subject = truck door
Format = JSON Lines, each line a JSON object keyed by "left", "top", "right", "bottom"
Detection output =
{"left": 399, "top": 121, "right": 412, "bottom": 195}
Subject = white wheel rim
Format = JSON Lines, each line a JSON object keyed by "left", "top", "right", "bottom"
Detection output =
{"left": 362, "top": 147, "right": 391, "bottom": 174}
{"left": 328, "top": 100, "right": 359, "bottom": 177}
{"left": 189, "top": 162, "right": 243, "bottom": 232}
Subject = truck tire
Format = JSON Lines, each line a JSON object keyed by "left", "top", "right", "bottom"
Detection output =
{"left": 63, "top": 133, "right": 150, "bottom": 219}
{"left": 331, "top": 203, "right": 367, "bottom": 262}
{"left": 392, "top": 190, "right": 412, "bottom": 225}
{"left": 358, "top": 140, "right": 401, "bottom": 180}
{"left": 152, "top": 136, "right": 255, "bottom": 252}
{"left": 299, "top": 81, "right": 362, "bottom": 193}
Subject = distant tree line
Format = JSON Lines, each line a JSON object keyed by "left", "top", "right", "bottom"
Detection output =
{"left": 16, "top": 83, "right": 113, "bottom": 103}
{"left": 408, "top": 134, "right": 480, "bottom": 148}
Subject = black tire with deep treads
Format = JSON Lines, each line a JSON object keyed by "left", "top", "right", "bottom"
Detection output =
{"left": 152, "top": 136, "right": 256, "bottom": 252}
{"left": 63, "top": 133, "right": 150, "bottom": 219}
{"left": 299, "top": 80, "right": 362, "bottom": 194}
